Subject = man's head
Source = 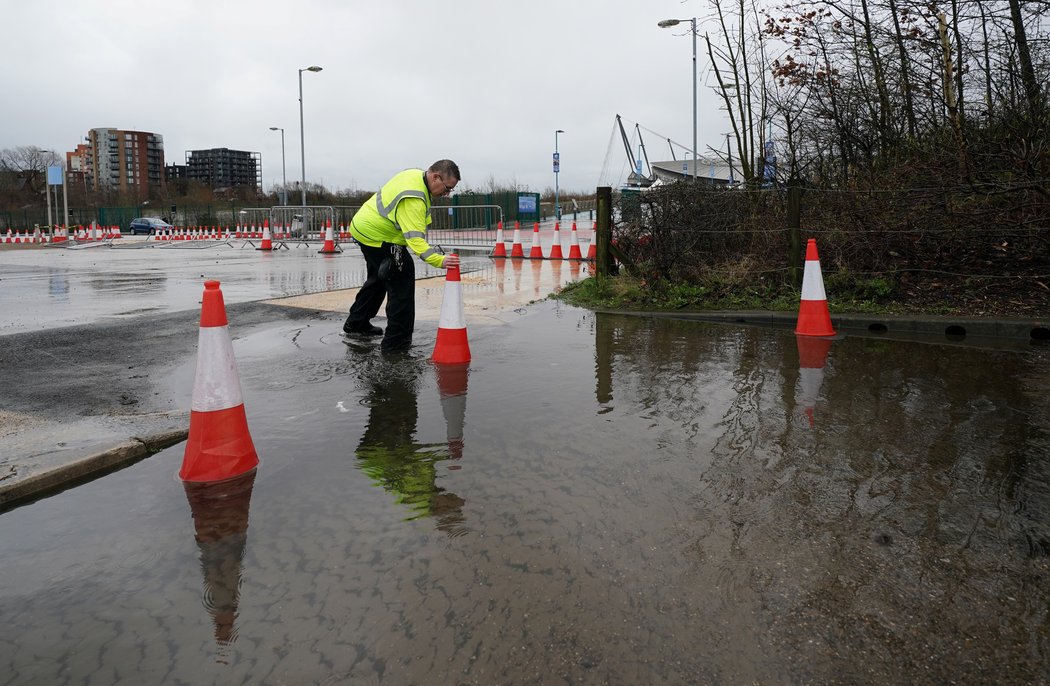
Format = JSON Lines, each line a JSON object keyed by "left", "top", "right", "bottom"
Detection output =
{"left": 426, "top": 159, "right": 460, "bottom": 198}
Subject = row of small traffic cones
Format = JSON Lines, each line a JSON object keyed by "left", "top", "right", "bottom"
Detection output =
{"left": 2, "top": 226, "right": 122, "bottom": 243}
{"left": 493, "top": 221, "right": 595, "bottom": 261}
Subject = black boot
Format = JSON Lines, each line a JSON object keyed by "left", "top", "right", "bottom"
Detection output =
{"left": 343, "top": 321, "right": 383, "bottom": 336}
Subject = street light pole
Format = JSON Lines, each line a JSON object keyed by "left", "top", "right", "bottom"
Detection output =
{"left": 554, "top": 129, "right": 564, "bottom": 220}
{"left": 298, "top": 65, "right": 323, "bottom": 207}
{"left": 658, "top": 18, "right": 698, "bottom": 182}
{"left": 269, "top": 126, "right": 286, "bottom": 205}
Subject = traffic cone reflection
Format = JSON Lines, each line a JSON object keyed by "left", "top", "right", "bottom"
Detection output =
{"left": 180, "top": 280, "right": 259, "bottom": 483}
{"left": 512, "top": 257, "right": 523, "bottom": 291}
{"left": 432, "top": 255, "right": 471, "bottom": 364}
{"left": 531, "top": 256, "right": 543, "bottom": 297}
{"left": 795, "top": 334, "right": 833, "bottom": 427}
{"left": 183, "top": 469, "right": 255, "bottom": 649}
{"left": 435, "top": 363, "right": 469, "bottom": 462}
{"left": 795, "top": 239, "right": 835, "bottom": 336}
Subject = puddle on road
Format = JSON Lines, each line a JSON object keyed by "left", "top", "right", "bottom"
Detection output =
{"left": 2, "top": 304, "right": 1049, "bottom": 684}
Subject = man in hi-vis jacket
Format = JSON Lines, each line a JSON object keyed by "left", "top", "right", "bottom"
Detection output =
{"left": 344, "top": 160, "right": 461, "bottom": 352}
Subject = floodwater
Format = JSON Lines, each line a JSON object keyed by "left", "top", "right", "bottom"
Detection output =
{"left": 0, "top": 240, "right": 440, "bottom": 335}
{"left": 2, "top": 305, "right": 1049, "bottom": 684}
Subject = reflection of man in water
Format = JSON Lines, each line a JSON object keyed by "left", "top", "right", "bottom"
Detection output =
{"left": 354, "top": 361, "right": 466, "bottom": 535}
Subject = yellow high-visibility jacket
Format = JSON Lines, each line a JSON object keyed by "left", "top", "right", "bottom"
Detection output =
{"left": 350, "top": 169, "right": 447, "bottom": 268}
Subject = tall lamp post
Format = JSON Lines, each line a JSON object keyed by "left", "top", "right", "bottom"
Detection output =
{"left": 298, "top": 65, "right": 323, "bottom": 207}
{"left": 269, "top": 126, "right": 286, "bottom": 205}
{"left": 554, "top": 129, "right": 564, "bottom": 220}
{"left": 658, "top": 17, "right": 698, "bottom": 182}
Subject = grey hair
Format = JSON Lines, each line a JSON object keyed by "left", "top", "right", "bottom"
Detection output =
{"left": 428, "top": 159, "right": 460, "bottom": 181}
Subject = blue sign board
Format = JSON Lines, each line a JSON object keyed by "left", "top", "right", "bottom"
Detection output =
{"left": 518, "top": 195, "right": 537, "bottom": 213}
{"left": 47, "top": 165, "right": 64, "bottom": 185}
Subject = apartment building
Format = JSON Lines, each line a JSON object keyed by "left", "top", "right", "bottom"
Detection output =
{"left": 85, "top": 128, "right": 165, "bottom": 196}
{"left": 185, "top": 148, "right": 261, "bottom": 190}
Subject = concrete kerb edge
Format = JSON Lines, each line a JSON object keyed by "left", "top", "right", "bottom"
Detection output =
{"left": 590, "top": 309, "right": 1050, "bottom": 345}
{"left": 0, "top": 427, "right": 188, "bottom": 510}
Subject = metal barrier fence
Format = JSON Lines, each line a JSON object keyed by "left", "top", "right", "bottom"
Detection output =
{"left": 427, "top": 204, "right": 505, "bottom": 248}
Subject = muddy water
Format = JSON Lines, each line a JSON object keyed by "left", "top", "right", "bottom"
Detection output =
{"left": 2, "top": 304, "right": 1049, "bottom": 684}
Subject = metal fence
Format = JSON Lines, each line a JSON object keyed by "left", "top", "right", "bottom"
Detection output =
{"left": 427, "top": 204, "right": 505, "bottom": 248}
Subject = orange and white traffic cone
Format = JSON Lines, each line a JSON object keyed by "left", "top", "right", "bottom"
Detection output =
{"left": 527, "top": 222, "right": 544, "bottom": 259}
{"left": 256, "top": 220, "right": 274, "bottom": 251}
{"left": 492, "top": 220, "right": 507, "bottom": 257}
{"left": 432, "top": 254, "right": 471, "bottom": 364}
{"left": 548, "top": 221, "right": 564, "bottom": 259}
{"left": 435, "top": 362, "right": 469, "bottom": 462}
{"left": 318, "top": 218, "right": 339, "bottom": 254}
{"left": 795, "top": 334, "right": 833, "bottom": 427}
{"left": 586, "top": 220, "right": 597, "bottom": 260}
{"left": 510, "top": 220, "right": 524, "bottom": 258}
{"left": 180, "top": 280, "right": 259, "bottom": 483}
{"left": 795, "top": 239, "right": 835, "bottom": 336}
{"left": 567, "top": 221, "right": 583, "bottom": 260}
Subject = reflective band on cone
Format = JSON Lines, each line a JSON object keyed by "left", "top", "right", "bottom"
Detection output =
{"left": 432, "top": 255, "right": 471, "bottom": 364}
{"left": 180, "top": 280, "right": 259, "bottom": 483}
{"left": 795, "top": 239, "right": 835, "bottom": 337}
{"left": 510, "top": 221, "right": 524, "bottom": 258}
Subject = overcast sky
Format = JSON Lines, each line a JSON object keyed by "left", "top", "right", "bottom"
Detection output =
{"left": 5, "top": 0, "right": 731, "bottom": 195}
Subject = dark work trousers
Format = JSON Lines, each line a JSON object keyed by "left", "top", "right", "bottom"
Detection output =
{"left": 347, "top": 242, "right": 416, "bottom": 351}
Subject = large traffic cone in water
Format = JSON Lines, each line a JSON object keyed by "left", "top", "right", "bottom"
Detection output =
{"left": 492, "top": 220, "right": 507, "bottom": 257}
{"left": 510, "top": 221, "right": 524, "bottom": 257}
{"left": 180, "top": 280, "right": 259, "bottom": 482}
{"left": 318, "top": 218, "right": 340, "bottom": 254}
{"left": 256, "top": 220, "right": 273, "bottom": 251}
{"left": 527, "top": 222, "right": 544, "bottom": 259}
{"left": 795, "top": 334, "right": 833, "bottom": 427}
{"left": 795, "top": 239, "right": 835, "bottom": 336}
{"left": 432, "top": 255, "right": 471, "bottom": 364}
{"left": 548, "top": 222, "right": 564, "bottom": 259}
{"left": 586, "top": 221, "right": 597, "bottom": 261}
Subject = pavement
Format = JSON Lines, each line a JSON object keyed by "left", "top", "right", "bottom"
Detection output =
{"left": 0, "top": 257, "right": 589, "bottom": 510}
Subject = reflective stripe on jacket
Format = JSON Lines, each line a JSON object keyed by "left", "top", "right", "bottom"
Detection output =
{"left": 350, "top": 169, "right": 446, "bottom": 268}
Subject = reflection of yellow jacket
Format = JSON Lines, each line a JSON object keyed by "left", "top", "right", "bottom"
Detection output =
{"left": 350, "top": 169, "right": 447, "bottom": 268}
